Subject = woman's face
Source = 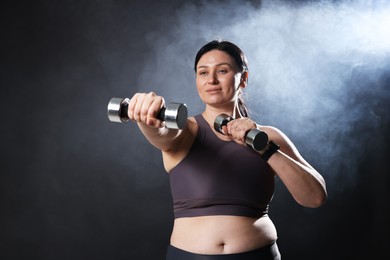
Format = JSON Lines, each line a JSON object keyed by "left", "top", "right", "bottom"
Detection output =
{"left": 196, "top": 50, "right": 244, "bottom": 109}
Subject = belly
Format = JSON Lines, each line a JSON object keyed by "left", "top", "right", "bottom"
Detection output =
{"left": 170, "top": 215, "right": 277, "bottom": 255}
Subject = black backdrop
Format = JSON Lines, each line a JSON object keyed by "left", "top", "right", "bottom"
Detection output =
{"left": 1, "top": 0, "right": 389, "bottom": 259}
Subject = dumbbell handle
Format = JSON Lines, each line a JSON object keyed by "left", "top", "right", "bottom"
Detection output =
{"left": 214, "top": 114, "right": 269, "bottom": 152}
{"left": 107, "top": 97, "right": 188, "bottom": 129}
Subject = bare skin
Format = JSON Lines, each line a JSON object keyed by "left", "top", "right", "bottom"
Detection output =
{"left": 171, "top": 215, "right": 277, "bottom": 254}
{"left": 127, "top": 50, "right": 327, "bottom": 254}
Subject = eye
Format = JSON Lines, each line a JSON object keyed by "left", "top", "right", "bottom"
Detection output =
{"left": 198, "top": 71, "right": 208, "bottom": 76}
{"left": 218, "top": 69, "right": 228, "bottom": 74}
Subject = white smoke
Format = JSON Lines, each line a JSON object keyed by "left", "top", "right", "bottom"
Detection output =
{"left": 137, "top": 0, "right": 390, "bottom": 188}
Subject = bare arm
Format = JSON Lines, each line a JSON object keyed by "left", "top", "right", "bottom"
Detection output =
{"left": 263, "top": 126, "right": 327, "bottom": 208}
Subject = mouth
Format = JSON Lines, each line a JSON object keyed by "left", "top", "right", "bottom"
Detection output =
{"left": 206, "top": 88, "right": 222, "bottom": 94}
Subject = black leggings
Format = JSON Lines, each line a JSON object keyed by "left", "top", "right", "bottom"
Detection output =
{"left": 166, "top": 241, "right": 281, "bottom": 260}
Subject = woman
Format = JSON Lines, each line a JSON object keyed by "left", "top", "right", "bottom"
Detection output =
{"left": 127, "top": 40, "right": 327, "bottom": 259}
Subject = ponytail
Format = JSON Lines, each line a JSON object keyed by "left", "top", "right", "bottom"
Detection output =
{"left": 237, "top": 92, "right": 249, "bottom": 118}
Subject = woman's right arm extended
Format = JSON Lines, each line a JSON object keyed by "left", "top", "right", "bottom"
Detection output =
{"left": 127, "top": 92, "right": 187, "bottom": 152}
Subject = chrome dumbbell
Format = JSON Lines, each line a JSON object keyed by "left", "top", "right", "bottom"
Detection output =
{"left": 107, "top": 97, "right": 188, "bottom": 129}
{"left": 214, "top": 114, "right": 268, "bottom": 151}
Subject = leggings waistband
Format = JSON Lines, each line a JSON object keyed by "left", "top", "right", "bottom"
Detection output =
{"left": 166, "top": 241, "right": 281, "bottom": 260}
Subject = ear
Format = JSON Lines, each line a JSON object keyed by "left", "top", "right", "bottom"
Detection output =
{"left": 239, "top": 71, "right": 248, "bottom": 88}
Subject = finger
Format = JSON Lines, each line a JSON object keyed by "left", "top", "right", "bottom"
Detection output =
{"left": 148, "top": 96, "right": 164, "bottom": 118}
{"left": 221, "top": 125, "right": 228, "bottom": 135}
{"left": 228, "top": 119, "right": 255, "bottom": 143}
{"left": 128, "top": 93, "right": 142, "bottom": 121}
{"left": 227, "top": 121, "right": 246, "bottom": 139}
{"left": 140, "top": 94, "right": 156, "bottom": 124}
{"left": 147, "top": 96, "right": 164, "bottom": 127}
{"left": 140, "top": 101, "right": 149, "bottom": 124}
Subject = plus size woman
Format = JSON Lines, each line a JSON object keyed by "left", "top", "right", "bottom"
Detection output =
{"left": 126, "top": 40, "right": 327, "bottom": 259}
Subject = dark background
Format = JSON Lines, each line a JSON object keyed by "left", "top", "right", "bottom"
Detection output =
{"left": 1, "top": 0, "right": 389, "bottom": 259}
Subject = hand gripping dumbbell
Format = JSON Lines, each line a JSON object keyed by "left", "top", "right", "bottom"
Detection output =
{"left": 214, "top": 114, "right": 269, "bottom": 151}
{"left": 107, "top": 97, "right": 188, "bottom": 129}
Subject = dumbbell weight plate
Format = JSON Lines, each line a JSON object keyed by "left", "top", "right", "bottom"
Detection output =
{"left": 245, "top": 129, "right": 268, "bottom": 152}
{"left": 107, "top": 97, "right": 130, "bottom": 123}
{"left": 164, "top": 102, "right": 188, "bottom": 129}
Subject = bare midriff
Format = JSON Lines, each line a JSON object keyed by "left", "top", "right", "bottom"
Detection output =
{"left": 170, "top": 215, "right": 277, "bottom": 255}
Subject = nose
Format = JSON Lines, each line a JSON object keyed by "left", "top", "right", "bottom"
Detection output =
{"left": 207, "top": 72, "right": 219, "bottom": 85}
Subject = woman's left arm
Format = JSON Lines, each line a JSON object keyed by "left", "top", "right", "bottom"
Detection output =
{"left": 263, "top": 126, "right": 327, "bottom": 208}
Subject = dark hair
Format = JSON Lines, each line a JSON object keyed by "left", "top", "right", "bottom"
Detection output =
{"left": 194, "top": 40, "right": 249, "bottom": 117}
{"left": 194, "top": 40, "right": 248, "bottom": 73}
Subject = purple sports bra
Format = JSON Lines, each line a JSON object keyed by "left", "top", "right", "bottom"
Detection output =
{"left": 169, "top": 114, "right": 275, "bottom": 219}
